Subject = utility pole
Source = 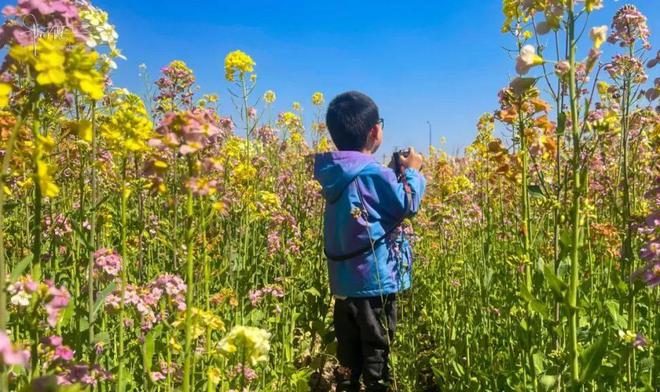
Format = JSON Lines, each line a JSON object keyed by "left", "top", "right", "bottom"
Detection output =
{"left": 426, "top": 121, "right": 432, "bottom": 152}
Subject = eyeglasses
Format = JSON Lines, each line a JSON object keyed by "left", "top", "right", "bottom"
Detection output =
{"left": 377, "top": 118, "right": 384, "bottom": 130}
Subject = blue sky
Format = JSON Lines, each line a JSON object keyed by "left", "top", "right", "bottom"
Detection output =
{"left": 95, "top": 0, "right": 659, "bottom": 158}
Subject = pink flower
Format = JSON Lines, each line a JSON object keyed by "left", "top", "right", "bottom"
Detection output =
{"left": 607, "top": 4, "right": 651, "bottom": 49}
{"left": 53, "top": 345, "right": 74, "bottom": 362}
{"left": 0, "top": 331, "right": 29, "bottom": 367}
{"left": 150, "top": 371, "right": 166, "bottom": 382}
{"left": 45, "top": 284, "right": 71, "bottom": 327}
{"left": 93, "top": 248, "right": 123, "bottom": 279}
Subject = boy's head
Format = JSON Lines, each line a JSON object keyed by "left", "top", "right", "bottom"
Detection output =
{"left": 326, "top": 91, "right": 382, "bottom": 153}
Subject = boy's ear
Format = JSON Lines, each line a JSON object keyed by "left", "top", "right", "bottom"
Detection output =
{"left": 369, "top": 125, "right": 379, "bottom": 139}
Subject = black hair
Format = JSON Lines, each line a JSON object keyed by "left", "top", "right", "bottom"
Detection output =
{"left": 325, "top": 91, "right": 379, "bottom": 151}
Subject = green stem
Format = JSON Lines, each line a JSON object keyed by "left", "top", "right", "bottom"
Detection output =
{"left": 117, "top": 157, "right": 128, "bottom": 392}
{"left": 88, "top": 103, "right": 98, "bottom": 362}
{"left": 567, "top": 1, "right": 581, "bottom": 384}
{"left": 183, "top": 157, "right": 195, "bottom": 392}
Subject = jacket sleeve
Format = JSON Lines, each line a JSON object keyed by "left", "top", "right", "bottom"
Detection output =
{"left": 357, "top": 165, "right": 427, "bottom": 225}
{"left": 402, "top": 168, "right": 426, "bottom": 216}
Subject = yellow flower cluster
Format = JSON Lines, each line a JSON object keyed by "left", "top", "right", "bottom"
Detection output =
{"left": 34, "top": 134, "right": 59, "bottom": 198}
{"left": 263, "top": 90, "right": 276, "bottom": 105}
{"left": 440, "top": 175, "right": 473, "bottom": 197}
{"left": 169, "top": 60, "right": 193, "bottom": 76}
{"left": 9, "top": 35, "right": 105, "bottom": 100}
{"left": 207, "top": 367, "right": 222, "bottom": 386}
{"left": 277, "top": 111, "right": 303, "bottom": 132}
{"left": 101, "top": 92, "right": 154, "bottom": 154}
{"left": 218, "top": 325, "right": 270, "bottom": 365}
{"left": 224, "top": 50, "right": 255, "bottom": 82}
{"left": 312, "top": 92, "right": 324, "bottom": 106}
{"left": 0, "top": 83, "right": 11, "bottom": 107}
{"left": 234, "top": 162, "right": 257, "bottom": 183}
{"left": 222, "top": 136, "right": 257, "bottom": 160}
{"left": 173, "top": 307, "right": 225, "bottom": 340}
{"left": 316, "top": 136, "right": 330, "bottom": 152}
{"left": 254, "top": 190, "right": 281, "bottom": 217}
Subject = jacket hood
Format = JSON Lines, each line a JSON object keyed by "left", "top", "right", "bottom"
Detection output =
{"left": 314, "top": 151, "right": 377, "bottom": 203}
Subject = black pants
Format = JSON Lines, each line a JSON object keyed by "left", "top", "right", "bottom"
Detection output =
{"left": 334, "top": 294, "right": 397, "bottom": 385}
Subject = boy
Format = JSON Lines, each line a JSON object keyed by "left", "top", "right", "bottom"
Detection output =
{"left": 313, "top": 91, "right": 426, "bottom": 391}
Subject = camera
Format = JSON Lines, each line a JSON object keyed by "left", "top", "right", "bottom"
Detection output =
{"left": 389, "top": 147, "right": 411, "bottom": 178}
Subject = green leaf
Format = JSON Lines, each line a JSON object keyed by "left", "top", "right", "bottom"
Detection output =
{"left": 92, "top": 281, "right": 116, "bottom": 319}
{"left": 93, "top": 331, "right": 110, "bottom": 344}
{"left": 528, "top": 184, "right": 545, "bottom": 198}
{"left": 483, "top": 268, "right": 493, "bottom": 290}
{"left": 304, "top": 287, "right": 321, "bottom": 298}
{"left": 143, "top": 325, "right": 162, "bottom": 372}
{"left": 604, "top": 300, "right": 627, "bottom": 329}
{"left": 451, "top": 360, "right": 465, "bottom": 377}
{"left": 532, "top": 351, "right": 544, "bottom": 374}
{"left": 579, "top": 333, "right": 609, "bottom": 383}
{"left": 519, "top": 284, "right": 550, "bottom": 318}
{"left": 543, "top": 265, "right": 568, "bottom": 300}
{"left": 10, "top": 253, "right": 32, "bottom": 282}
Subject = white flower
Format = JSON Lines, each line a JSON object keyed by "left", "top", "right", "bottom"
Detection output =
{"left": 515, "top": 45, "right": 544, "bottom": 75}
{"left": 10, "top": 291, "right": 30, "bottom": 307}
{"left": 590, "top": 25, "right": 608, "bottom": 49}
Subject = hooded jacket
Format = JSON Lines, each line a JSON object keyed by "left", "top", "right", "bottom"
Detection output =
{"left": 313, "top": 151, "right": 426, "bottom": 297}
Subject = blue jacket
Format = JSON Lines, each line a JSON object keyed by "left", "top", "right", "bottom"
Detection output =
{"left": 313, "top": 151, "right": 426, "bottom": 297}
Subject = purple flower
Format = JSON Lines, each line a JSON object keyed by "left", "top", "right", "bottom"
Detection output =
{"left": 632, "top": 333, "right": 648, "bottom": 350}
{"left": 607, "top": 4, "right": 651, "bottom": 50}
{"left": 632, "top": 261, "right": 660, "bottom": 288}
{"left": 93, "top": 248, "right": 123, "bottom": 279}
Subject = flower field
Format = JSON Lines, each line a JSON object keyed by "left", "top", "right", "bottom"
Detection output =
{"left": 0, "top": 0, "right": 658, "bottom": 391}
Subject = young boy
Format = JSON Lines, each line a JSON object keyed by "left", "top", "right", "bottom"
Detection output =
{"left": 313, "top": 91, "right": 426, "bottom": 391}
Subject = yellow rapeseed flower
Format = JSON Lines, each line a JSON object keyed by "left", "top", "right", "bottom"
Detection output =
{"left": 263, "top": 90, "right": 276, "bottom": 105}
{"left": 0, "top": 83, "right": 11, "bottom": 107}
{"left": 101, "top": 93, "right": 153, "bottom": 154}
{"left": 207, "top": 367, "right": 221, "bottom": 386}
{"left": 278, "top": 111, "right": 303, "bottom": 132}
{"left": 9, "top": 35, "right": 105, "bottom": 100}
{"left": 234, "top": 162, "right": 257, "bottom": 183}
{"left": 10, "top": 37, "right": 67, "bottom": 86}
{"left": 316, "top": 136, "right": 330, "bottom": 152}
{"left": 218, "top": 325, "right": 271, "bottom": 365}
{"left": 312, "top": 92, "right": 324, "bottom": 106}
{"left": 590, "top": 26, "right": 608, "bottom": 49}
{"left": 34, "top": 133, "right": 59, "bottom": 198}
{"left": 76, "top": 120, "right": 93, "bottom": 142}
{"left": 597, "top": 81, "right": 610, "bottom": 96}
{"left": 224, "top": 50, "right": 255, "bottom": 82}
{"left": 36, "top": 159, "right": 59, "bottom": 198}
{"left": 67, "top": 45, "right": 105, "bottom": 100}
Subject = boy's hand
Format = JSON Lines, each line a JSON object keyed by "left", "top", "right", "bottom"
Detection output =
{"left": 399, "top": 147, "right": 423, "bottom": 171}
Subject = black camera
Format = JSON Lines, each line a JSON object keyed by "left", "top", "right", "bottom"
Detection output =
{"left": 389, "top": 148, "right": 411, "bottom": 178}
